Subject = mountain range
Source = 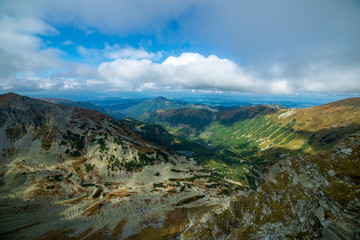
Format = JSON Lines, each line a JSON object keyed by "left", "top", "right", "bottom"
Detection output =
{"left": 37, "top": 97, "right": 125, "bottom": 120}
{"left": 0, "top": 92, "right": 359, "bottom": 239}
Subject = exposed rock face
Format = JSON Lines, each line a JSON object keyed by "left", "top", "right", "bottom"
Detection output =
{"left": 181, "top": 134, "right": 360, "bottom": 239}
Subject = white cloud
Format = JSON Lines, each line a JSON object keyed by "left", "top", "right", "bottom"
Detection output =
{"left": 98, "top": 58, "right": 155, "bottom": 91}
{"left": 0, "top": 0, "right": 195, "bottom": 35}
{"left": 0, "top": 14, "right": 106, "bottom": 93}
{"left": 76, "top": 45, "right": 101, "bottom": 59}
{"left": 98, "top": 52, "right": 296, "bottom": 93}
{"left": 0, "top": 14, "right": 64, "bottom": 91}
{"left": 104, "top": 46, "right": 162, "bottom": 60}
{"left": 62, "top": 40, "right": 74, "bottom": 45}
{"left": 97, "top": 51, "right": 360, "bottom": 94}
{"left": 77, "top": 45, "right": 162, "bottom": 61}
{"left": 300, "top": 64, "right": 360, "bottom": 94}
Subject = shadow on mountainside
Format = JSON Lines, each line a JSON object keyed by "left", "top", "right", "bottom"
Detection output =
{"left": 141, "top": 108, "right": 215, "bottom": 132}
{"left": 215, "top": 105, "right": 279, "bottom": 126}
{"left": 141, "top": 105, "right": 279, "bottom": 135}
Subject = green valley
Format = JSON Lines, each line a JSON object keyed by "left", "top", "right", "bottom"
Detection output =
{"left": 141, "top": 99, "right": 360, "bottom": 186}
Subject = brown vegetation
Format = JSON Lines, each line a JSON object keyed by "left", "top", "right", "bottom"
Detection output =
{"left": 82, "top": 200, "right": 106, "bottom": 216}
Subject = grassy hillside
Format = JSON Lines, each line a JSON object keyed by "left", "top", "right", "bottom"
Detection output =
{"left": 141, "top": 108, "right": 214, "bottom": 135}
{"left": 140, "top": 98, "right": 360, "bottom": 186}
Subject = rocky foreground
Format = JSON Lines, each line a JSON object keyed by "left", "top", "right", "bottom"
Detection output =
{"left": 182, "top": 134, "right": 360, "bottom": 239}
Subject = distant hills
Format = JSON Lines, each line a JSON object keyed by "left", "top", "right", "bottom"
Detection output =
{"left": 38, "top": 96, "right": 219, "bottom": 120}
{"left": 37, "top": 97, "right": 125, "bottom": 119}
{"left": 105, "top": 96, "right": 218, "bottom": 119}
{"left": 38, "top": 95, "right": 287, "bottom": 121}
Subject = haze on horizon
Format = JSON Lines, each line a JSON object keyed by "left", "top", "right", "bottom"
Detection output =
{"left": 0, "top": 0, "right": 359, "bottom": 99}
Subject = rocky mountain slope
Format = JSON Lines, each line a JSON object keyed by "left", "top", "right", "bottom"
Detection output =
{"left": 181, "top": 133, "right": 360, "bottom": 239}
{"left": 0, "top": 93, "right": 237, "bottom": 239}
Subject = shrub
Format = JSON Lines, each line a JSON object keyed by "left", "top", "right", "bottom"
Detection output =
{"left": 71, "top": 151, "right": 81, "bottom": 157}
{"left": 92, "top": 190, "right": 101, "bottom": 198}
{"left": 80, "top": 183, "right": 95, "bottom": 187}
{"left": 85, "top": 163, "right": 95, "bottom": 172}
{"left": 153, "top": 183, "right": 165, "bottom": 188}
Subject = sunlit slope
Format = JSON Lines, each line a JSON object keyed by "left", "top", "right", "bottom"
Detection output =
{"left": 141, "top": 98, "right": 360, "bottom": 184}
{"left": 189, "top": 98, "right": 359, "bottom": 158}
{"left": 288, "top": 97, "right": 360, "bottom": 150}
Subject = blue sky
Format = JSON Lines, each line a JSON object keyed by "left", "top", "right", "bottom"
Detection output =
{"left": 0, "top": 0, "right": 359, "bottom": 99}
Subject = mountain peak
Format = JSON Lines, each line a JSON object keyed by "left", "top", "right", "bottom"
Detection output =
{"left": 0, "top": 92, "right": 21, "bottom": 99}
{"left": 0, "top": 92, "right": 22, "bottom": 106}
{"left": 154, "top": 96, "right": 169, "bottom": 101}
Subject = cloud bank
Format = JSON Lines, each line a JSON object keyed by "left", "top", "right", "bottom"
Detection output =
{"left": 98, "top": 53, "right": 287, "bottom": 93}
{"left": 97, "top": 52, "right": 360, "bottom": 94}
{"left": 0, "top": 0, "right": 359, "bottom": 95}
